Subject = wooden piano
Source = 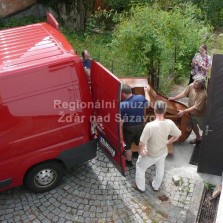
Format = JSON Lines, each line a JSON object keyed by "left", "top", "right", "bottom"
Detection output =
{"left": 120, "top": 77, "right": 192, "bottom": 154}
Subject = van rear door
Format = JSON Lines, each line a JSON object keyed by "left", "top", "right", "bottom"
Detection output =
{"left": 91, "top": 60, "right": 126, "bottom": 175}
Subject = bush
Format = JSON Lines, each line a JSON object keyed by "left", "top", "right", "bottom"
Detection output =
{"left": 110, "top": 3, "right": 213, "bottom": 91}
{"left": 190, "top": 0, "right": 223, "bottom": 28}
{"left": 0, "top": 16, "right": 44, "bottom": 30}
{"left": 61, "top": 27, "right": 114, "bottom": 70}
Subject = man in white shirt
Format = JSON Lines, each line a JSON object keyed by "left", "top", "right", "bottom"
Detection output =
{"left": 133, "top": 100, "right": 181, "bottom": 193}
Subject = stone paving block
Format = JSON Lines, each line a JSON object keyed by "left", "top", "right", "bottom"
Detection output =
{"left": 14, "top": 216, "right": 21, "bottom": 222}
{"left": 84, "top": 217, "right": 92, "bottom": 223}
{"left": 89, "top": 206, "right": 97, "bottom": 212}
{"left": 54, "top": 198, "right": 63, "bottom": 206}
{"left": 33, "top": 219, "right": 41, "bottom": 223}
{"left": 57, "top": 218, "right": 66, "bottom": 223}
{"left": 52, "top": 208, "right": 62, "bottom": 215}
{"left": 48, "top": 205, "right": 55, "bottom": 212}
{"left": 20, "top": 214, "right": 29, "bottom": 221}
{"left": 5, "top": 213, "right": 13, "bottom": 220}
{"left": 60, "top": 204, "right": 67, "bottom": 211}
{"left": 0, "top": 150, "right": 205, "bottom": 223}
{"left": 37, "top": 214, "right": 46, "bottom": 221}
{"left": 58, "top": 210, "right": 66, "bottom": 218}
{"left": 28, "top": 214, "right": 36, "bottom": 221}
{"left": 172, "top": 175, "right": 181, "bottom": 186}
{"left": 184, "top": 205, "right": 189, "bottom": 210}
{"left": 168, "top": 219, "right": 177, "bottom": 223}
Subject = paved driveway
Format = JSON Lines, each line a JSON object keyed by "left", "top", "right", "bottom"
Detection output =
{"left": 0, "top": 148, "right": 203, "bottom": 223}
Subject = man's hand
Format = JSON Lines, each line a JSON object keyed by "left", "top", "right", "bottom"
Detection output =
{"left": 177, "top": 110, "right": 185, "bottom": 117}
{"left": 138, "top": 141, "right": 148, "bottom": 157}
{"left": 168, "top": 97, "right": 175, "bottom": 101}
{"left": 144, "top": 85, "right": 150, "bottom": 92}
{"left": 139, "top": 149, "right": 148, "bottom": 157}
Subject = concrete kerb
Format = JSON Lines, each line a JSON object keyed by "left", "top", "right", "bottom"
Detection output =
{"left": 185, "top": 179, "right": 204, "bottom": 223}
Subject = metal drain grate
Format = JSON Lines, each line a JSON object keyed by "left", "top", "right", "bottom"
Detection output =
{"left": 196, "top": 188, "right": 220, "bottom": 223}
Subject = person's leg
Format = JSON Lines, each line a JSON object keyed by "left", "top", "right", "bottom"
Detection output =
{"left": 191, "top": 115, "right": 202, "bottom": 140}
{"left": 132, "top": 124, "right": 144, "bottom": 162}
{"left": 134, "top": 125, "right": 144, "bottom": 146}
{"left": 152, "top": 153, "right": 168, "bottom": 190}
{"left": 196, "top": 116, "right": 204, "bottom": 132}
{"left": 192, "top": 124, "right": 202, "bottom": 140}
{"left": 126, "top": 125, "right": 143, "bottom": 163}
{"left": 123, "top": 127, "right": 133, "bottom": 162}
{"left": 136, "top": 156, "right": 156, "bottom": 191}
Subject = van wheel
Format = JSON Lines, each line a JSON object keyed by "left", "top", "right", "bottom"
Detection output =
{"left": 24, "top": 161, "right": 63, "bottom": 193}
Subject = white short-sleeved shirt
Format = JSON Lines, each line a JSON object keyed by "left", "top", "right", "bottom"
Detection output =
{"left": 140, "top": 119, "right": 181, "bottom": 157}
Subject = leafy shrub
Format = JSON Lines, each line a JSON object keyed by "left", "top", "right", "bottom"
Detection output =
{"left": 61, "top": 27, "right": 114, "bottom": 70}
{"left": 190, "top": 0, "right": 223, "bottom": 28}
{"left": 0, "top": 16, "right": 44, "bottom": 29}
{"left": 86, "top": 9, "right": 117, "bottom": 33}
{"left": 110, "top": 3, "right": 213, "bottom": 91}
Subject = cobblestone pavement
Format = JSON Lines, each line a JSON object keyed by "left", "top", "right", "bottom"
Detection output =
{"left": 0, "top": 148, "right": 203, "bottom": 223}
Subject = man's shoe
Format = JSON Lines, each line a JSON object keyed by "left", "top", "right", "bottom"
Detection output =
{"left": 189, "top": 138, "right": 202, "bottom": 144}
{"left": 126, "top": 160, "right": 133, "bottom": 167}
{"left": 132, "top": 182, "right": 144, "bottom": 193}
{"left": 150, "top": 181, "right": 159, "bottom": 192}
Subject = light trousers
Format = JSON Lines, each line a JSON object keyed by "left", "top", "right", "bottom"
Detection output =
{"left": 135, "top": 152, "right": 168, "bottom": 191}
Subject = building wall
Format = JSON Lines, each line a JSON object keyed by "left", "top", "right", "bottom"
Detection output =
{"left": 0, "top": 0, "right": 37, "bottom": 17}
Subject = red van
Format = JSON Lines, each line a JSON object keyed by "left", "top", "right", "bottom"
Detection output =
{"left": 0, "top": 14, "right": 126, "bottom": 193}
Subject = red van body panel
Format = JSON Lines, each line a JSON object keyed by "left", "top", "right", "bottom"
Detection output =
{"left": 0, "top": 20, "right": 96, "bottom": 191}
{"left": 91, "top": 61, "right": 126, "bottom": 174}
{"left": 0, "top": 15, "right": 125, "bottom": 192}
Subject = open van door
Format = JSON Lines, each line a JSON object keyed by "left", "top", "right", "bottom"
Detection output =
{"left": 91, "top": 60, "right": 126, "bottom": 175}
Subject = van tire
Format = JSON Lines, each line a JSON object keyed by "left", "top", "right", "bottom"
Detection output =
{"left": 24, "top": 161, "right": 63, "bottom": 193}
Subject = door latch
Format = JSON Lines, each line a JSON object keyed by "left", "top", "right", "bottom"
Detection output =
{"left": 205, "top": 125, "right": 213, "bottom": 136}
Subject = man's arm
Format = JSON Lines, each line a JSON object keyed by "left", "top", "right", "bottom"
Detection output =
{"left": 168, "top": 91, "right": 186, "bottom": 101}
{"left": 177, "top": 105, "right": 196, "bottom": 117}
{"left": 167, "top": 134, "right": 181, "bottom": 145}
{"left": 168, "top": 121, "right": 182, "bottom": 144}
{"left": 178, "top": 92, "right": 206, "bottom": 117}
{"left": 144, "top": 85, "right": 151, "bottom": 107}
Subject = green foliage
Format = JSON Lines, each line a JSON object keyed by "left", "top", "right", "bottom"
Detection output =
{"left": 130, "top": 0, "right": 223, "bottom": 29}
{"left": 204, "top": 182, "right": 215, "bottom": 190}
{"left": 86, "top": 9, "right": 117, "bottom": 33}
{"left": 104, "top": 0, "right": 173, "bottom": 12}
{"left": 105, "top": 0, "right": 132, "bottom": 12}
{"left": 0, "top": 16, "right": 44, "bottom": 29}
{"left": 61, "top": 27, "right": 114, "bottom": 71}
{"left": 190, "top": 0, "right": 223, "bottom": 28}
{"left": 110, "top": 3, "right": 213, "bottom": 90}
{"left": 212, "top": 35, "right": 223, "bottom": 55}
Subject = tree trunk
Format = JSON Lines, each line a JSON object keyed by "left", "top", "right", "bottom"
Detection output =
{"left": 57, "top": 0, "right": 95, "bottom": 32}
